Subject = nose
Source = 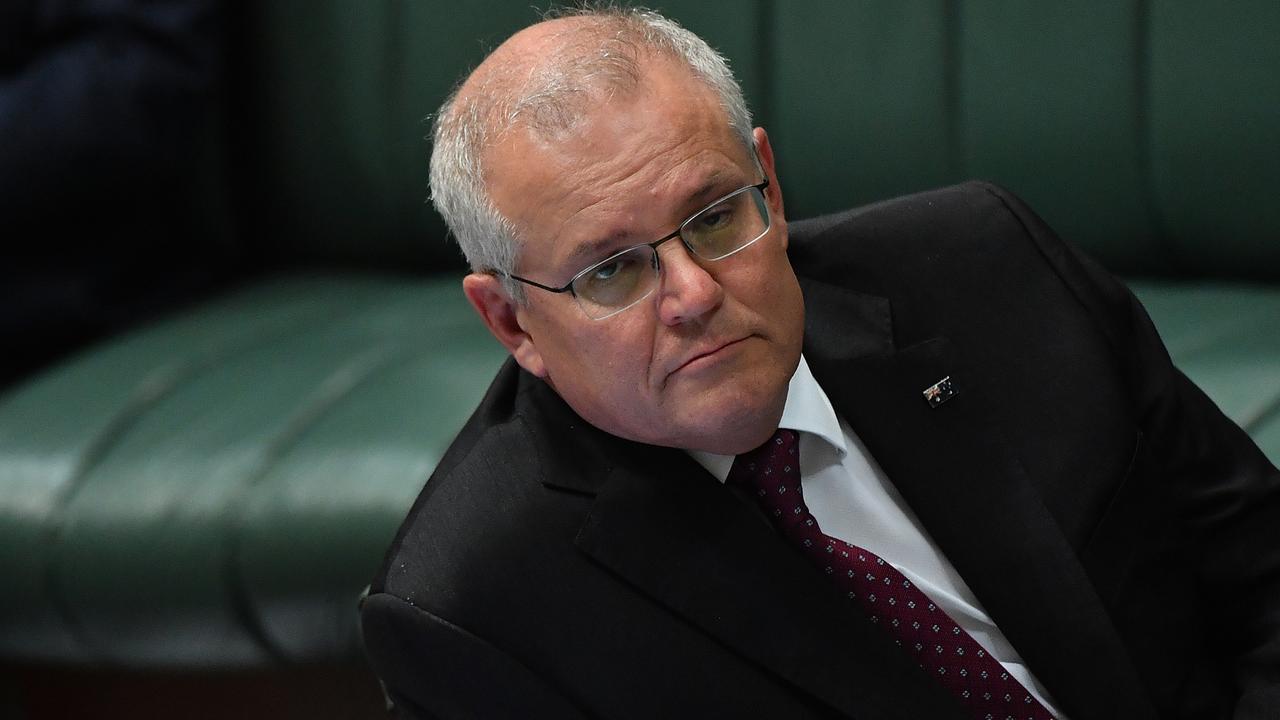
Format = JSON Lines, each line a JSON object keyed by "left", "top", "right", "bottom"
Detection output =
{"left": 654, "top": 241, "right": 724, "bottom": 325}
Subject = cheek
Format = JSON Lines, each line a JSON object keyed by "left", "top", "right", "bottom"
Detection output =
{"left": 729, "top": 247, "right": 801, "bottom": 324}
{"left": 544, "top": 320, "right": 657, "bottom": 410}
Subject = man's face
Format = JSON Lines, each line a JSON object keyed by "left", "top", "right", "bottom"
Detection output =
{"left": 472, "top": 59, "right": 804, "bottom": 455}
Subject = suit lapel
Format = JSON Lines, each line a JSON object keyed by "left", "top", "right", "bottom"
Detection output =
{"left": 573, "top": 443, "right": 966, "bottom": 720}
{"left": 803, "top": 278, "right": 1156, "bottom": 719}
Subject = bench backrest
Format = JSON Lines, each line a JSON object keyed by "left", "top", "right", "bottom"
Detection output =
{"left": 229, "top": 1, "right": 1280, "bottom": 277}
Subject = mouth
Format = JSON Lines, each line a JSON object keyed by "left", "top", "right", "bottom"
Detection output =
{"left": 670, "top": 336, "right": 751, "bottom": 377}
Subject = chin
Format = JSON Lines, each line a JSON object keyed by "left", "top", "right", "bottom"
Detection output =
{"left": 678, "top": 389, "right": 786, "bottom": 455}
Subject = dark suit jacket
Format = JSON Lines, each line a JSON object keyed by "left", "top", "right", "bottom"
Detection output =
{"left": 362, "top": 182, "right": 1280, "bottom": 719}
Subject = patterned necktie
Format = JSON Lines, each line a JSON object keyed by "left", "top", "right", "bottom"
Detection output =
{"left": 728, "top": 429, "right": 1056, "bottom": 720}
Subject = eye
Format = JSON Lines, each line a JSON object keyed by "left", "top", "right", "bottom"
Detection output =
{"left": 591, "top": 259, "right": 624, "bottom": 281}
{"left": 696, "top": 205, "right": 735, "bottom": 230}
{"left": 574, "top": 247, "right": 654, "bottom": 309}
{"left": 583, "top": 249, "right": 646, "bottom": 288}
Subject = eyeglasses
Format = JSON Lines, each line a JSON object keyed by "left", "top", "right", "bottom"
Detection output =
{"left": 505, "top": 179, "right": 772, "bottom": 320}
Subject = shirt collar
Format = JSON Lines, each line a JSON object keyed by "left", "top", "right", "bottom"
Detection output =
{"left": 687, "top": 354, "right": 848, "bottom": 482}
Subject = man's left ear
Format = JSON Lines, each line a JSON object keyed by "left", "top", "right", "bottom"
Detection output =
{"left": 753, "top": 127, "right": 785, "bottom": 223}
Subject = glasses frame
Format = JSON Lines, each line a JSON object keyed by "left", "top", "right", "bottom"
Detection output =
{"left": 505, "top": 177, "right": 772, "bottom": 320}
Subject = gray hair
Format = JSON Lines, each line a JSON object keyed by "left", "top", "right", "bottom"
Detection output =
{"left": 429, "top": 4, "right": 755, "bottom": 301}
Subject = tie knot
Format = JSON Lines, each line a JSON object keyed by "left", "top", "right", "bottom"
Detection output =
{"left": 727, "top": 428, "right": 800, "bottom": 490}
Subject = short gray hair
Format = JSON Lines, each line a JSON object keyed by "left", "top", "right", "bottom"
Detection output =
{"left": 429, "top": 4, "right": 755, "bottom": 301}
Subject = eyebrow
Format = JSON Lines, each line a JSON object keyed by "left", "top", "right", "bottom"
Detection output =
{"left": 561, "top": 171, "right": 742, "bottom": 272}
{"left": 562, "top": 233, "right": 636, "bottom": 275}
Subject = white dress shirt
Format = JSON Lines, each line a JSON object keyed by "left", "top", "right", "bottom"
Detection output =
{"left": 688, "top": 355, "right": 1067, "bottom": 718}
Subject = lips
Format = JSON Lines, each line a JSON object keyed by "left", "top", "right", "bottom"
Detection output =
{"left": 671, "top": 336, "right": 750, "bottom": 375}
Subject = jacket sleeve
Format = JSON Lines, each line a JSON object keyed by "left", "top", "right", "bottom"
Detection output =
{"left": 361, "top": 592, "right": 592, "bottom": 720}
{"left": 982, "top": 182, "right": 1280, "bottom": 717}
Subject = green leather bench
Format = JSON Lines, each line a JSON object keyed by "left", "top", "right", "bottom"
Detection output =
{"left": 2, "top": 1, "right": 1277, "bottom": 674}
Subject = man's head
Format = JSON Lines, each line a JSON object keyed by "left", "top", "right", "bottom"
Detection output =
{"left": 432, "top": 6, "right": 804, "bottom": 455}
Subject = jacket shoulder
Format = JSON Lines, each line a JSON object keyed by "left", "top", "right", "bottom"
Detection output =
{"left": 789, "top": 181, "right": 1032, "bottom": 275}
{"left": 368, "top": 358, "right": 615, "bottom": 603}
{"left": 370, "top": 361, "right": 544, "bottom": 594}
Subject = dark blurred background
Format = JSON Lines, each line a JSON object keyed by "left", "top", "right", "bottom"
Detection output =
{"left": 2, "top": 0, "right": 240, "bottom": 392}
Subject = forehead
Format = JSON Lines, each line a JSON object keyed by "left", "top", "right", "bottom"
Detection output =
{"left": 484, "top": 60, "right": 754, "bottom": 274}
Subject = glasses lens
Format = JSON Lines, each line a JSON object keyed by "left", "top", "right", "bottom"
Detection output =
{"left": 682, "top": 185, "right": 770, "bottom": 261}
{"left": 572, "top": 245, "right": 659, "bottom": 319}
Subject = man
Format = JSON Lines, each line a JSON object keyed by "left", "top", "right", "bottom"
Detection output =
{"left": 362, "top": 7, "right": 1280, "bottom": 719}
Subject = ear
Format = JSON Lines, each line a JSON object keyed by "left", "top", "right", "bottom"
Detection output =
{"left": 462, "top": 273, "right": 548, "bottom": 378}
{"left": 753, "top": 127, "right": 786, "bottom": 226}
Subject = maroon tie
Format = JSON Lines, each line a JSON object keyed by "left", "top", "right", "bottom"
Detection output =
{"left": 728, "top": 429, "right": 1056, "bottom": 720}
